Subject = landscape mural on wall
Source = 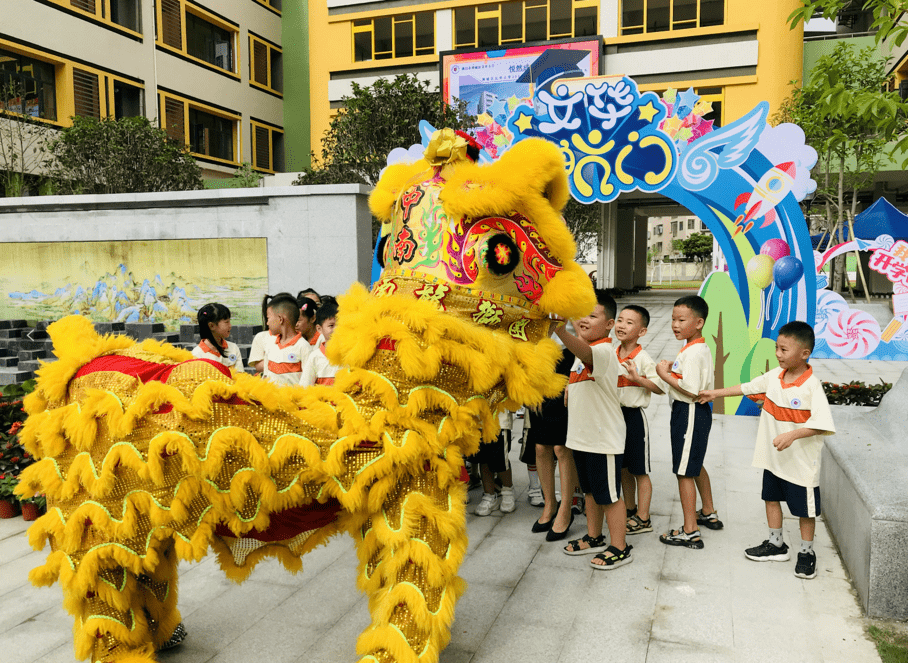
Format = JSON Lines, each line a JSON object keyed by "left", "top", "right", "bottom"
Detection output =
{"left": 0, "top": 238, "right": 267, "bottom": 330}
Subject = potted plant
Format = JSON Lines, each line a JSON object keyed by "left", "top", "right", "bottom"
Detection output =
{"left": 0, "top": 473, "right": 19, "bottom": 518}
{"left": 20, "top": 494, "right": 46, "bottom": 521}
{"left": 0, "top": 381, "right": 36, "bottom": 519}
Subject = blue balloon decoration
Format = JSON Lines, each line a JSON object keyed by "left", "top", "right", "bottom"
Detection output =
{"left": 773, "top": 256, "right": 804, "bottom": 291}
{"left": 676, "top": 105, "right": 692, "bottom": 120}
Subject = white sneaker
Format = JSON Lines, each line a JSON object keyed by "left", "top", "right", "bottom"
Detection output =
{"left": 475, "top": 492, "right": 500, "bottom": 516}
{"left": 527, "top": 487, "right": 544, "bottom": 507}
{"left": 500, "top": 488, "right": 516, "bottom": 513}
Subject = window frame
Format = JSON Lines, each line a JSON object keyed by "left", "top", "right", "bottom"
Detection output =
{"left": 619, "top": 0, "right": 726, "bottom": 36}
{"left": 251, "top": 120, "right": 284, "bottom": 173}
{"left": 453, "top": 0, "right": 598, "bottom": 50}
{"left": 252, "top": 0, "right": 282, "bottom": 15}
{"left": 158, "top": 91, "right": 241, "bottom": 166}
{"left": 155, "top": 0, "right": 241, "bottom": 79}
{"left": 352, "top": 11, "right": 436, "bottom": 63}
{"left": 43, "top": 0, "right": 143, "bottom": 39}
{"left": 0, "top": 39, "right": 145, "bottom": 126}
{"left": 249, "top": 34, "right": 283, "bottom": 96}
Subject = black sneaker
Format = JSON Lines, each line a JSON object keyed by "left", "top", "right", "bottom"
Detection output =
{"left": 795, "top": 551, "right": 817, "bottom": 579}
{"left": 744, "top": 540, "right": 790, "bottom": 562}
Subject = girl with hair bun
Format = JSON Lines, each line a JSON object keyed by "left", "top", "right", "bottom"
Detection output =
{"left": 191, "top": 302, "right": 244, "bottom": 372}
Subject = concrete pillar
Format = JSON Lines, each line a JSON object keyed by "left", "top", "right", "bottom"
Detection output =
{"left": 615, "top": 205, "right": 635, "bottom": 290}
{"left": 634, "top": 214, "right": 648, "bottom": 289}
{"left": 597, "top": 202, "right": 617, "bottom": 288}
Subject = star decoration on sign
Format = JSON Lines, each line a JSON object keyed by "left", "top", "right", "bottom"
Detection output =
{"left": 638, "top": 102, "right": 659, "bottom": 123}
{"left": 513, "top": 112, "right": 534, "bottom": 133}
{"left": 677, "top": 87, "right": 701, "bottom": 111}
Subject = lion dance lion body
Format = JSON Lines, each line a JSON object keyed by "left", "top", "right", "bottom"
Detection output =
{"left": 15, "top": 135, "right": 594, "bottom": 663}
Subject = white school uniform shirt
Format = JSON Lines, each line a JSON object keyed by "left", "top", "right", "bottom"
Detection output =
{"left": 248, "top": 330, "right": 276, "bottom": 366}
{"left": 616, "top": 344, "right": 660, "bottom": 409}
{"left": 191, "top": 339, "right": 245, "bottom": 373}
{"left": 740, "top": 366, "right": 836, "bottom": 488}
{"left": 565, "top": 337, "right": 626, "bottom": 455}
{"left": 263, "top": 332, "right": 311, "bottom": 386}
{"left": 299, "top": 341, "right": 340, "bottom": 387}
{"left": 667, "top": 338, "right": 713, "bottom": 404}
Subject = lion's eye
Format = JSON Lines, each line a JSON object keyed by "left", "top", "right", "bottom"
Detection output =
{"left": 486, "top": 234, "right": 520, "bottom": 275}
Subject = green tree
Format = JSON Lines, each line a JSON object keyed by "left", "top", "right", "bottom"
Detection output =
{"left": 773, "top": 42, "right": 908, "bottom": 294}
{"left": 296, "top": 74, "right": 474, "bottom": 187}
{"left": 789, "top": 1, "right": 908, "bottom": 47}
{"left": 44, "top": 116, "right": 202, "bottom": 195}
{"left": 674, "top": 232, "right": 713, "bottom": 262}
{"left": 0, "top": 81, "right": 53, "bottom": 197}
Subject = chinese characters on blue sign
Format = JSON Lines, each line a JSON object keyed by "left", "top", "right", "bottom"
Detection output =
{"left": 506, "top": 77, "right": 678, "bottom": 204}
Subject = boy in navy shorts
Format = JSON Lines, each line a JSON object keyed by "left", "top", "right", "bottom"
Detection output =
{"left": 614, "top": 305, "right": 664, "bottom": 535}
{"left": 655, "top": 295, "right": 721, "bottom": 549}
{"left": 698, "top": 321, "right": 835, "bottom": 578}
{"left": 554, "top": 290, "right": 632, "bottom": 569}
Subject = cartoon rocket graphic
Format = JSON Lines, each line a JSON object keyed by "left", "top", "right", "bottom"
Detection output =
{"left": 733, "top": 161, "right": 796, "bottom": 235}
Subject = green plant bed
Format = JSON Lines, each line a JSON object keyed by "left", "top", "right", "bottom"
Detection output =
{"left": 822, "top": 380, "right": 892, "bottom": 407}
{"left": 868, "top": 625, "right": 908, "bottom": 663}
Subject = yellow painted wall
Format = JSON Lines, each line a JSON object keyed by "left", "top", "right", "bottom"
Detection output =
{"left": 308, "top": 0, "right": 804, "bottom": 153}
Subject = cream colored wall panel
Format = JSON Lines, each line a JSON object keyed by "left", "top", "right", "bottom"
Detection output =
{"left": 329, "top": 70, "right": 439, "bottom": 102}
{"left": 603, "top": 40, "right": 759, "bottom": 77}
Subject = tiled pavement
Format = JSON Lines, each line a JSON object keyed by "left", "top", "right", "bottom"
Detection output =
{"left": 0, "top": 289, "right": 896, "bottom": 663}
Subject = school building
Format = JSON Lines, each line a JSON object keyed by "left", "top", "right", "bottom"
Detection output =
{"left": 0, "top": 0, "right": 307, "bottom": 182}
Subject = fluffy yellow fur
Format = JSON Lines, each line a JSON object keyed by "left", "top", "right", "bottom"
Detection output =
{"left": 21, "top": 133, "right": 596, "bottom": 663}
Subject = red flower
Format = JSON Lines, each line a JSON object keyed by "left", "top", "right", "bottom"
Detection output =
{"left": 10, "top": 456, "right": 19, "bottom": 463}
{"left": 0, "top": 474, "right": 5, "bottom": 480}
{"left": 7, "top": 421, "right": 22, "bottom": 435}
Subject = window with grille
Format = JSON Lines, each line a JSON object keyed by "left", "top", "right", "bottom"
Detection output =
{"left": 620, "top": 0, "right": 723, "bottom": 35}
{"left": 157, "top": 0, "right": 239, "bottom": 75}
{"left": 73, "top": 68, "right": 101, "bottom": 119}
{"left": 353, "top": 12, "right": 434, "bottom": 62}
{"left": 249, "top": 36, "right": 282, "bottom": 94}
{"left": 159, "top": 92, "right": 239, "bottom": 163}
{"left": 453, "top": 0, "right": 597, "bottom": 50}
{"left": 251, "top": 122, "right": 284, "bottom": 172}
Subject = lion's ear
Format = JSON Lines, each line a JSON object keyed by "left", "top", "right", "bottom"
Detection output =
{"left": 369, "top": 161, "right": 432, "bottom": 222}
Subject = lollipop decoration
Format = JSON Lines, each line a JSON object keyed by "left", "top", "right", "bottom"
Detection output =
{"left": 824, "top": 309, "right": 882, "bottom": 358}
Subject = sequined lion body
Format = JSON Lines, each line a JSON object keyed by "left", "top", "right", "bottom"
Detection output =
{"left": 15, "top": 135, "right": 595, "bottom": 663}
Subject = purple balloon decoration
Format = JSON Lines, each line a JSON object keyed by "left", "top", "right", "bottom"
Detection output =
{"left": 773, "top": 256, "right": 803, "bottom": 291}
{"left": 760, "top": 238, "right": 791, "bottom": 261}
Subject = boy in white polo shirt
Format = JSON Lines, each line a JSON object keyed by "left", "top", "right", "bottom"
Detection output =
{"left": 615, "top": 304, "right": 664, "bottom": 535}
{"left": 554, "top": 290, "right": 632, "bottom": 570}
{"left": 698, "top": 321, "right": 835, "bottom": 579}
{"left": 263, "top": 294, "right": 311, "bottom": 386}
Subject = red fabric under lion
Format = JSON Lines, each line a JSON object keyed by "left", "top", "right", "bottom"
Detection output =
{"left": 214, "top": 500, "right": 343, "bottom": 542}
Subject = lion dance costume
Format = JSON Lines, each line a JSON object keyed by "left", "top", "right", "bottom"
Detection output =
{"left": 15, "top": 131, "right": 594, "bottom": 663}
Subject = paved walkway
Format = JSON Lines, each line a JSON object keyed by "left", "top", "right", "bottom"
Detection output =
{"left": 0, "top": 290, "right": 896, "bottom": 663}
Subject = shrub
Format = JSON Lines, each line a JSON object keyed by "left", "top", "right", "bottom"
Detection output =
{"left": 822, "top": 380, "right": 892, "bottom": 407}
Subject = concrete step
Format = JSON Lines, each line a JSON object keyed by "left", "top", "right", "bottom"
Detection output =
{"left": 94, "top": 322, "right": 126, "bottom": 335}
{"left": 18, "top": 349, "right": 47, "bottom": 362}
{"left": 0, "top": 368, "right": 33, "bottom": 384}
{"left": 0, "top": 357, "right": 18, "bottom": 368}
{"left": 124, "top": 322, "right": 165, "bottom": 340}
{"left": 17, "top": 360, "right": 42, "bottom": 372}
{"left": 0, "top": 320, "right": 27, "bottom": 330}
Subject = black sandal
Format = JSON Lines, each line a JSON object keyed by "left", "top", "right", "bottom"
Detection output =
{"left": 590, "top": 544, "right": 634, "bottom": 570}
{"left": 562, "top": 534, "right": 607, "bottom": 556}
